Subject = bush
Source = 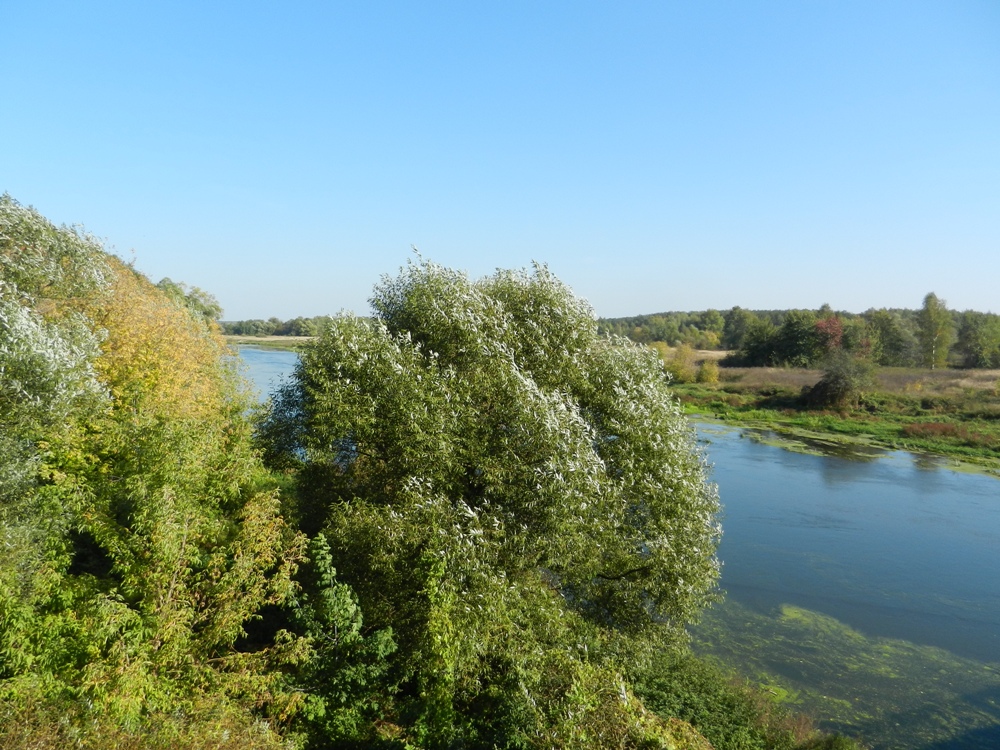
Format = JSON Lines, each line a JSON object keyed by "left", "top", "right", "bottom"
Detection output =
{"left": 635, "top": 653, "right": 862, "bottom": 750}
{"left": 697, "top": 360, "right": 720, "bottom": 384}
{"left": 262, "top": 260, "right": 722, "bottom": 746}
{"left": 666, "top": 343, "right": 698, "bottom": 383}
{"left": 0, "top": 198, "right": 302, "bottom": 746}
{"left": 806, "top": 352, "right": 876, "bottom": 409}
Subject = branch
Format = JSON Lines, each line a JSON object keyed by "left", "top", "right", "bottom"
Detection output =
{"left": 596, "top": 564, "right": 652, "bottom": 581}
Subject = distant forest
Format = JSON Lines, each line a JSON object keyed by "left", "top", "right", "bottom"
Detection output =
{"left": 221, "top": 315, "right": 333, "bottom": 336}
{"left": 598, "top": 298, "right": 1000, "bottom": 369}
{"left": 224, "top": 297, "right": 1000, "bottom": 370}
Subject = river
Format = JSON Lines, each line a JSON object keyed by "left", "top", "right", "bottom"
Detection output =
{"left": 238, "top": 345, "right": 1000, "bottom": 749}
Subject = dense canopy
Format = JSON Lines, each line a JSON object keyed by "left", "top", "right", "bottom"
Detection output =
{"left": 0, "top": 195, "right": 300, "bottom": 749}
{"left": 262, "top": 259, "right": 722, "bottom": 746}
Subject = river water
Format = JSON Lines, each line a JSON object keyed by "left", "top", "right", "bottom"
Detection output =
{"left": 699, "top": 423, "right": 1000, "bottom": 663}
{"left": 238, "top": 346, "right": 1000, "bottom": 749}
{"left": 238, "top": 345, "right": 297, "bottom": 399}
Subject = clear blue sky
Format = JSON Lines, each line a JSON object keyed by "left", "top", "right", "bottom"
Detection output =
{"left": 3, "top": 1, "right": 998, "bottom": 319}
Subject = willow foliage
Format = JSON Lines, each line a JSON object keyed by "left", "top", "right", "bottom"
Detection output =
{"left": 263, "top": 260, "right": 721, "bottom": 747}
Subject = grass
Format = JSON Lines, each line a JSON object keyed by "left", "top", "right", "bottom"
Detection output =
{"left": 671, "top": 365, "right": 1000, "bottom": 474}
{"left": 224, "top": 334, "right": 311, "bottom": 351}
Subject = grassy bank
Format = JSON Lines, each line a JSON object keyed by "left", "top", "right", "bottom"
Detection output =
{"left": 673, "top": 365, "right": 1000, "bottom": 474}
{"left": 224, "top": 334, "right": 311, "bottom": 351}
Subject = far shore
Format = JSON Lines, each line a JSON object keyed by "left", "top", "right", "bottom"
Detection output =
{"left": 224, "top": 335, "right": 311, "bottom": 351}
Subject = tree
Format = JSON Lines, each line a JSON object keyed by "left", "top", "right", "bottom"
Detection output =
{"left": 863, "top": 308, "right": 915, "bottom": 366}
{"left": 839, "top": 316, "right": 870, "bottom": 355}
{"left": 722, "top": 306, "right": 757, "bottom": 350}
{"left": 665, "top": 343, "right": 698, "bottom": 383}
{"left": 775, "top": 310, "right": 819, "bottom": 367}
{"left": 955, "top": 311, "right": 1000, "bottom": 369}
{"left": 261, "top": 260, "right": 721, "bottom": 746}
{"left": 814, "top": 315, "right": 843, "bottom": 353}
{"left": 737, "top": 317, "right": 779, "bottom": 366}
{"left": 0, "top": 205, "right": 108, "bottom": 504}
{"left": 916, "top": 293, "right": 954, "bottom": 369}
{"left": 156, "top": 276, "right": 224, "bottom": 322}
{"left": 700, "top": 309, "right": 725, "bottom": 336}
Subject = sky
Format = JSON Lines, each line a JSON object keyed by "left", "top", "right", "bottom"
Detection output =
{"left": 2, "top": 1, "right": 999, "bottom": 320}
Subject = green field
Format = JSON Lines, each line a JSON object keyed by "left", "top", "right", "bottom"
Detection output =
{"left": 671, "top": 365, "right": 1000, "bottom": 475}
{"left": 224, "top": 334, "right": 311, "bottom": 350}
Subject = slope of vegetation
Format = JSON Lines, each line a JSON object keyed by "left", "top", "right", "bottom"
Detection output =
{"left": 0, "top": 195, "right": 301, "bottom": 748}
{"left": 0, "top": 196, "right": 861, "bottom": 749}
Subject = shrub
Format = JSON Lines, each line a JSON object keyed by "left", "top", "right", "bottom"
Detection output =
{"left": 806, "top": 352, "right": 876, "bottom": 409}
{"left": 697, "top": 360, "right": 720, "bottom": 384}
{"left": 262, "top": 260, "right": 722, "bottom": 746}
{"left": 666, "top": 343, "right": 698, "bottom": 383}
{"left": 636, "top": 653, "right": 860, "bottom": 750}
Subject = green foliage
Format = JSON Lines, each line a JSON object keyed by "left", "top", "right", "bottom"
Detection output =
{"left": 0, "top": 293, "right": 104, "bottom": 504}
{"left": 665, "top": 343, "right": 698, "bottom": 383}
{"left": 775, "top": 311, "right": 820, "bottom": 367}
{"left": 722, "top": 307, "right": 759, "bottom": 351}
{"left": 697, "top": 360, "right": 720, "bottom": 384}
{"left": 0, "top": 195, "right": 109, "bottom": 506}
{"left": 808, "top": 351, "right": 877, "bottom": 409}
{"left": 291, "top": 534, "right": 397, "bottom": 746}
{"left": 637, "top": 652, "right": 813, "bottom": 750}
{"left": 223, "top": 315, "right": 333, "bottom": 336}
{"left": 156, "top": 277, "right": 224, "bottom": 322}
{"left": 263, "top": 259, "right": 722, "bottom": 746}
{"left": 862, "top": 308, "right": 916, "bottom": 366}
{"left": 955, "top": 310, "right": 1000, "bottom": 369}
{"left": 916, "top": 292, "right": 955, "bottom": 369}
{"left": 606, "top": 298, "right": 1000, "bottom": 371}
{"left": 701, "top": 308, "right": 725, "bottom": 336}
{"left": 0, "top": 194, "right": 108, "bottom": 306}
{"left": 737, "top": 317, "right": 780, "bottom": 366}
{"left": 600, "top": 309, "right": 724, "bottom": 349}
{"left": 0, "top": 199, "right": 304, "bottom": 746}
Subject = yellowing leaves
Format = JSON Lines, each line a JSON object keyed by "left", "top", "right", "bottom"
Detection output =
{"left": 88, "top": 259, "right": 237, "bottom": 421}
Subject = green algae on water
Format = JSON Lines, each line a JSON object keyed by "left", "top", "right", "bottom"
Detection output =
{"left": 692, "top": 599, "right": 1000, "bottom": 750}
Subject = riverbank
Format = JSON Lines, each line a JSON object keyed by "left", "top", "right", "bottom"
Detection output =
{"left": 224, "top": 334, "right": 311, "bottom": 351}
{"left": 674, "top": 366, "right": 1000, "bottom": 476}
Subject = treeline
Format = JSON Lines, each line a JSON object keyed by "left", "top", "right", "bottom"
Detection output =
{"left": 221, "top": 315, "right": 333, "bottom": 336}
{"left": 0, "top": 196, "right": 858, "bottom": 750}
{"left": 600, "top": 309, "right": 726, "bottom": 349}
{"left": 601, "top": 298, "right": 1000, "bottom": 369}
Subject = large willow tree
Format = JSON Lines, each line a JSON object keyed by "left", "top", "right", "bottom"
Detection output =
{"left": 263, "top": 260, "right": 721, "bottom": 748}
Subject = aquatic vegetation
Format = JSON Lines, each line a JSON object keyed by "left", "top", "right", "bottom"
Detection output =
{"left": 692, "top": 600, "right": 1000, "bottom": 750}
